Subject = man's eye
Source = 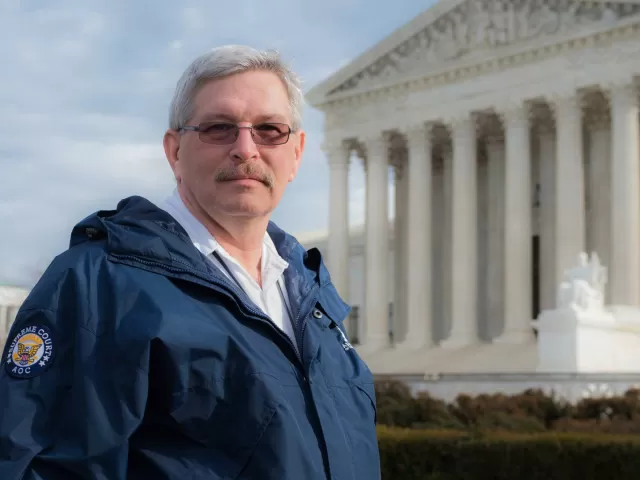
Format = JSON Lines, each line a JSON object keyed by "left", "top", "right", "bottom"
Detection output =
{"left": 255, "top": 124, "right": 280, "bottom": 131}
{"left": 203, "top": 123, "right": 234, "bottom": 132}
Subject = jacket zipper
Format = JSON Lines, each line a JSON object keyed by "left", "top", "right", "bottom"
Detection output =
{"left": 112, "top": 254, "right": 312, "bottom": 370}
{"left": 113, "top": 254, "right": 332, "bottom": 480}
{"left": 293, "top": 285, "right": 319, "bottom": 366}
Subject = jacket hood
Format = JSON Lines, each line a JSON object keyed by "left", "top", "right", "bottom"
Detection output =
{"left": 69, "top": 195, "right": 331, "bottom": 288}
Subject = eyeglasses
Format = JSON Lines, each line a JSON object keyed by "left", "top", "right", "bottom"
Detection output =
{"left": 178, "top": 122, "right": 293, "bottom": 146}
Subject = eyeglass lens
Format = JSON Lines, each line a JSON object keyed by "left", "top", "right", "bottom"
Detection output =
{"left": 198, "top": 122, "right": 290, "bottom": 145}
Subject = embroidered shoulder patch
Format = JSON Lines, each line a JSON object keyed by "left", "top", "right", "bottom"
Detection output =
{"left": 5, "top": 325, "right": 55, "bottom": 379}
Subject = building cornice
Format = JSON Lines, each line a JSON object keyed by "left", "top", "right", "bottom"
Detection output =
{"left": 317, "top": 17, "right": 640, "bottom": 113}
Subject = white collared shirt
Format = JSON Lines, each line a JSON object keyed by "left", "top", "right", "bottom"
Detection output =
{"left": 160, "top": 189, "right": 297, "bottom": 348}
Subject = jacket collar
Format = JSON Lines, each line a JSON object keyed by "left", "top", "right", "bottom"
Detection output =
{"left": 69, "top": 195, "right": 330, "bottom": 289}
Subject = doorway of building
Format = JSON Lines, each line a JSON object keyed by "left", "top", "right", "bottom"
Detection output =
{"left": 532, "top": 235, "right": 541, "bottom": 321}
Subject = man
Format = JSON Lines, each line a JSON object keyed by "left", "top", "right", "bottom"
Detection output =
{"left": 0, "top": 45, "right": 380, "bottom": 479}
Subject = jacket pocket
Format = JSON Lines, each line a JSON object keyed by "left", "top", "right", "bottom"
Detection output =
{"left": 330, "top": 379, "right": 380, "bottom": 479}
{"left": 352, "top": 380, "right": 377, "bottom": 424}
{"left": 169, "top": 372, "right": 278, "bottom": 479}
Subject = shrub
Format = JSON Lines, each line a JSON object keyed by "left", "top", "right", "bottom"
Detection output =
{"left": 373, "top": 380, "right": 640, "bottom": 435}
{"left": 412, "top": 392, "right": 465, "bottom": 430}
{"left": 374, "top": 380, "right": 417, "bottom": 428}
{"left": 573, "top": 389, "right": 640, "bottom": 421}
{"left": 448, "top": 392, "right": 535, "bottom": 429}
{"left": 508, "top": 388, "right": 572, "bottom": 427}
{"left": 374, "top": 380, "right": 465, "bottom": 429}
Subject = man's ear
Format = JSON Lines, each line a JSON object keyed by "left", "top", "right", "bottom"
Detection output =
{"left": 164, "top": 129, "right": 182, "bottom": 183}
{"left": 289, "top": 130, "right": 305, "bottom": 182}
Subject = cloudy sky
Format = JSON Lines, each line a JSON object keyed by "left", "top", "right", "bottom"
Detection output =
{"left": 0, "top": 0, "right": 433, "bottom": 287}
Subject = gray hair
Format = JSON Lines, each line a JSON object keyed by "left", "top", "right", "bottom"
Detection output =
{"left": 169, "top": 45, "right": 304, "bottom": 132}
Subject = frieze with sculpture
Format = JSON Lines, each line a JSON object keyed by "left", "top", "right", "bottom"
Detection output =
{"left": 329, "top": 0, "right": 638, "bottom": 96}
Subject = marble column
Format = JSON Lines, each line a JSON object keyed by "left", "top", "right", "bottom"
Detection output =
{"left": 538, "top": 125, "right": 556, "bottom": 311}
{"left": 441, "top": 147, "right": 453, "bottom": 342}
{"left": 442, "top": 115, "right": 478, "bottom": 347}
{"left": 431, "top": 149, "right": 450, "bottom": 343}
{"left": 498, "top": 104, "right": 534, "bottom": 342}
{"left": 476, "top": 145, "right": 489, "bottom": 339}
{"left": 363, "top": 134, "right": 390, "bottom": 350}
{"left": 610, "top": 82, "right": 640, "bottom": 305}
{"left": 586, "top": 114, "right": 611, "bottom": 300}
{"left": 392, "top": 167, "right": 400, "bottom": 342}
{"left": 551, "top": 93, "right": 586, "bottom": 291}
{"left": 485, "top": 135, "right": 505, "bottom": 340}
{"left": 392, "top": 158, "right": 407, "bottom": 343}
{"left": 398, "top": 125, "right": 433, "bottom": 349}
{"left": 326, "top": 141, "right": 351, "bottom": 301}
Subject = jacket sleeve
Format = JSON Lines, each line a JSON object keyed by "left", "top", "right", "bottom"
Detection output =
{"left": 0, "top": 269, "right": 149, "bottom": 480}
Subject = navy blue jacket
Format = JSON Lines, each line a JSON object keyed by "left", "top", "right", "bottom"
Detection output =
{"left": 0, "top": 196, "right": 380, "bottom": 480}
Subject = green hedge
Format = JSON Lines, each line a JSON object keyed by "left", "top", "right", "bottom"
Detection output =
{"left": 377, "top": 426, "right": 640, "bottom": 480}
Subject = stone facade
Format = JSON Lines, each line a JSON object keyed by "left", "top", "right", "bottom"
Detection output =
{"left": 305, "top": 0, "right": 640, "bottom": 375}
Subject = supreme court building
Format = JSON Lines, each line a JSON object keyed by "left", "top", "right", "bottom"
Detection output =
{"left": 304, "top": 0, "right": 640, "bottom": 376}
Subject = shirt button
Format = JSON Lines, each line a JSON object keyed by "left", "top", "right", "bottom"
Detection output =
{"left": 312, "top": 309, "right": 323, "bottom": 319}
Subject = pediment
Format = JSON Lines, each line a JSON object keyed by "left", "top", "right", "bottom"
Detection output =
{"left": 306, "top": 0, "right": 640, "bottom": 105}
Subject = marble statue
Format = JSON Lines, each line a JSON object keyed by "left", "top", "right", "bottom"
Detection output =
{"left": 557, "top": 252, "right": 607, "bottom": 312}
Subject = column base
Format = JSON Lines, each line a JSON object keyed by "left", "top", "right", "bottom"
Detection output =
{"left": 493, "top": 329, "right": 535, "bottom": 344}
{"left": 439, "top": 335, "right": 477, "bottom": 349}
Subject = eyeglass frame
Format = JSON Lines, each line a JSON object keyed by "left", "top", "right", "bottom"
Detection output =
{"left": 177, "top": 121, "right": 294, "bottom": 146}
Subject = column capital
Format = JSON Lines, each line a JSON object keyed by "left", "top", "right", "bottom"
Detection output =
{"left": 359, "top": 132, "right": 389, "bottom": 162}
{"left": 440, "top": 109, "right": 471, "bottom": 126}
{"left": 545, "top": 90, "right": 583, "bottom": 120}
{"left": 321, "top": 139, "right": 352, "bottom": 168}
{"left": 545, "top": 85, "right": 580, "bottom": 102}
{"left": 401, "top": 123, "right": 433, "bottom": 148}
{"left": 495, "top": 101, "right": 532, "bottom": 129}
{"left": 443, "top": 112, "right": 476, "bottom": 142}
{"left": 607, "top": 81, "right": 639, "bottom": 108}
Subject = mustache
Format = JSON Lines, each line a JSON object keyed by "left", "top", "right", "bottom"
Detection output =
{"left": 214, "top": 163, "right": 275, "bottom": 189}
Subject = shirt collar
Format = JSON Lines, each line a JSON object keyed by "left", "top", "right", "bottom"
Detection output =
{"left": 160, "top": 188, "right": 289, "bottom": 278}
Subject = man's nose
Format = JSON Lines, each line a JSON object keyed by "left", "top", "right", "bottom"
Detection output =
{"left": 230, "top": 127, "right": 259, "bottom": 162}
